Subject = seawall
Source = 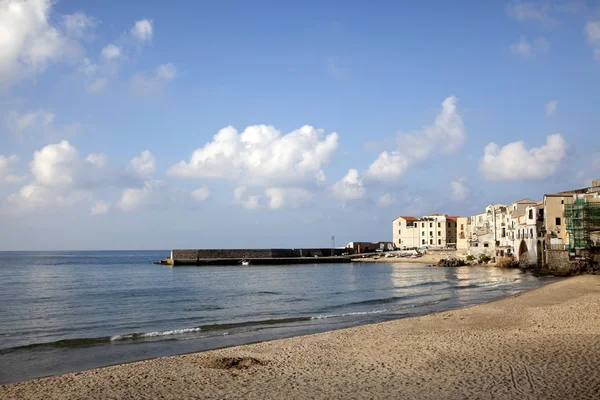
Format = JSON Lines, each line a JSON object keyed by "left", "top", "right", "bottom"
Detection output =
{"left": 161, "top": 248, "right": 358, "bottom": 266}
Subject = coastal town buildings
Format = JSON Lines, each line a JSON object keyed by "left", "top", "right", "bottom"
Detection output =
{"left": 392, "top": 179, "right": 600, "bottom": 271}
{"left": 393, "top": 214, "right": 458, "bottom": 249}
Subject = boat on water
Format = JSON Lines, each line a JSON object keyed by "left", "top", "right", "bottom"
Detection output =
{"left": 241, "top": 260, "right": 250, "bottom": 266}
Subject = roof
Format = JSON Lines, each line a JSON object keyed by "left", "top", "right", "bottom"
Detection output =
{"left": 447, "top": 216, "right": 458, "bottom": 221}
{"left": 395, "top": 216, "right": 418, "bottom": 221}
{"left": 513, "top": 198, "right": 537, "bottom": 204}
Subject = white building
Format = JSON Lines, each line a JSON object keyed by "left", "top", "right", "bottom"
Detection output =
{"left": 393, "top": 214, "right": 458, "bottom": 249}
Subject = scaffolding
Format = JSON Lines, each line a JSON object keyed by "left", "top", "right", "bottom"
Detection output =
{"left": 565, "top": 198, "right": 600, "bottom": 249}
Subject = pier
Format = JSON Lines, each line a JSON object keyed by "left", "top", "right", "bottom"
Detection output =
{"left": 156, "top": 248, "right": 363, "bottom": 266}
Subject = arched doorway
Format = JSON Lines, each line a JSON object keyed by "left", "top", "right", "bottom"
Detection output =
{"left": 518, "top": 240, "right": 528, "bottom": 261}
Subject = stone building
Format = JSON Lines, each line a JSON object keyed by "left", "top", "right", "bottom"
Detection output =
{"left": 468, "top": 204, "right": 509, "bottom": 257}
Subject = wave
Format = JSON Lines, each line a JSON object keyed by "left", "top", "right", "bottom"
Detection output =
{"left": 456, "top": 279, "right": 518, "bottom": 289}
{"left": 0, "top": 316, "right": 314, "bottom": 354}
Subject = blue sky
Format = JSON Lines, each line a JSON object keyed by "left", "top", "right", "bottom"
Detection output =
{"left": 1, "top": 0, "right": 599, "bottom": 250}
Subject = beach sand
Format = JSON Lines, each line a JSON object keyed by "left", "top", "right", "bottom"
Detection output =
{"left": 353, "top": 252, "right": 456, "bottom": 265}
{"left": 2, "top": 276, "right": 600, "bottom": 399}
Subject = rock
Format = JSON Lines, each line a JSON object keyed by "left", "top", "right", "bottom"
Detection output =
{"left": 437, "top": 258, "right": 466, "bottom": 267}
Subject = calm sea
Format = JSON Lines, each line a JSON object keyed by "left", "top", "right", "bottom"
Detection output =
{"left": 0, "top": 251, "right": 551, "bottom": 384}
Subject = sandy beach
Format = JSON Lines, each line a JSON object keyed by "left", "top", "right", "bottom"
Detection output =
{"left": 353, "top": 252, "right": 455, "bottom": 265}
{"left": 2, "top": 275, "right": 600, "bottom": 400}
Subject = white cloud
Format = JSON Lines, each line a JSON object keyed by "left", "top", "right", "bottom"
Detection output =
{"left": 85, "top": 153, "right": 106, "bottom": 168}
{"left": 31, "top": 140, "right": 79, "bottom": 186}
{"left": 191, "top": 187, "right": 210, "bottom": 201}
{"left": 377, "top": 193, "right": 394, "bottom": 207}
{"left": 265, "top": 187, "right": 312, "bottom": 209}
{"left": 129, "top": 63, "right": 177, "bottom": 98}
{"left": 131, "top": 19, "right": 153, "bottom": 41}
{"left": 62, "top": 12, "right": 96, "bottom": 39}
{"left": 117, "top": 180, "right": 163, "bottom": 211}
{"left": 233, "top": 186, "right": 261, "bottom": 210}
{"left": 101, "top": 44, "right": 121, "bottom": 60}
{"left": 5, "top": 140, "right": 109, "bottom": 213}
{"left": 585, "top": 21, "right": 600, "bottom": 62}
{"left": 0, "top": 154, "right": 23, "bottom": 184}
{"left": 331, "top": 169, "right": 365, "bottom": 201}
{"left": 169, "top": 125, "right": 338, "bottom": 187}
{"left": 0, "top": 0, "right": 87, "bottom": 89}
{"left": 450, "top": 177, "right": 469, "bottom": 201}
{"left": 366, "top": 96, "right": 464, "bottom": 181}
{"left": 545, "top": 100, "right": 558, "bottom": 117}
{"left": 509, "top": 36, "right": 549, "bottom": 59}
{"left": 130, "top": 150, "right": 156, "bottom": 175}
{"left": 479, "top": 134, "right": 567, "bottom": 181}
{"left": 243, "top": 196, "right": 260, "bottom": 210}
{"left": 7, "top": 109, "right": 55, "bottom": 134}
{"left": 6, "top": 109, "right": 82, "bottom": 140}
{"left": 506, "top": 2, "right": 556, "bottom": 26}
{"left": 90, "top": 200, "right": 110, "bottom": 215}
{"left": 366, "top": 152, "right": 410, "bottom": 181}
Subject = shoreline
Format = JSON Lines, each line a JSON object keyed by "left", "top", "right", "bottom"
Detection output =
{"left": 2, "top": 276, "right": 599, "bottom": 399}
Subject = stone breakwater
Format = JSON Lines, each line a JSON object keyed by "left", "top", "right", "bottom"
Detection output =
{"left": 160, "top": 248, "right": 356, "bottom": 266}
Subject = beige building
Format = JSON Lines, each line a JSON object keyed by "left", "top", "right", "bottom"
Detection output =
{"left": 543, "top": 194, "right": 574, "bottom": 249}
{"left": 393, "top": 214, "right": 458, "bottom": 249}
{"left": 456, "top": 217, "right": 469, "bottom": 253}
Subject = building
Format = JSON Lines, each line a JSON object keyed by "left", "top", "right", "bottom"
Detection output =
{"left": 468, "top": 204, "right": 509, "bottom": 257}
{"left": 564, "top": 192, "right": 600, "bottom": 249}
{"left": 392, "top": 214, "right": 458, "bottom": 249}
{"left": 456, "top": 217, "right": 470, "bottom": 253}
{"left": 543, "top": 194, "right": 574, "bottom": 250}
{"left": 393, "top": 216, "right": 420, "bottom": 249}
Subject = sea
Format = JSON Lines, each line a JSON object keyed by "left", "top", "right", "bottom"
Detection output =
{"left": 0, "top": 250, "right": 553, "bottom": 384}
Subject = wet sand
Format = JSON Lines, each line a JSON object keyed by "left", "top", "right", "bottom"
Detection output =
{"left": 2, "top": 275, "right": 599, "bottom": 399}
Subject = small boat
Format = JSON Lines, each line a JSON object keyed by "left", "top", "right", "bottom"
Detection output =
{"left": 241, "top": 260, "right": 250, "bottom": 266}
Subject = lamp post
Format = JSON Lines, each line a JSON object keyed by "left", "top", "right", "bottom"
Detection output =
{"left": 331, "top": 235, "right": 335, "bottom": 256}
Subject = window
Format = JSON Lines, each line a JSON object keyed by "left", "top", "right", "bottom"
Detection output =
{"left": 398, "top": 239, "right": 401, "bottom": 244}
{"left": 484, "top": 243, "right": 489, "bottom": 248}
{"left": 422, "top": 231, "right": 425, "bottom": 236}
{"left": 430, "top": 239, "right": 433, "bottom": 245}
{"left": 496, "top": 240, "right": 500, "bottom": 246}
{"left": 438, "top": 239, "right": 441, "bottom": 245}
{"left": 528, "top": 209, "right": 533, "bottom": 220}
{"left": 561, "top": 200, "right": 564, "bottom": 205}
{"left": 422, "top": 239, "right": 425, "bottom": 245}
{"left": 398, "top": 230, "right": 401, "bottom": 235}
{"left": 430, "top": 231, "right": 433, "bottom": 236}
{"left": 430, "top": 223, "right": 432, "bottom": 228}
{"left": 461, "top": 224, "right": 464, "bottom": 230}
{"left": 438, "top": 222, "right": 440, "bottom": 228}
{"left": 438, "top": 231, "right": 441, "bottom": 236}
{"left": 502, "top": 228, "right": 506, "bottom": 238}
{"left": 530, "top": 228, "right": 533, "bottom": 237}
{"left": 556, "top": 217, "right": 561, "bottom": 226}
{"left": 448, "top": 222, "right": 451, "bottom": 228}
{"left": 422, "top": 223, "right": 424, "bottom": 228}
{"left": 472, "top": 243, "right": 478, "bottom": 247}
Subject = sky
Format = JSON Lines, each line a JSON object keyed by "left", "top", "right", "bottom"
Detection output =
{"left": 1, "top": 0, "right": 600, "bottom": 250}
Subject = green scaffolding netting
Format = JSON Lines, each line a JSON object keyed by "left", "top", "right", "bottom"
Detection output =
{"left": 565, "top": 200, "right": 600, "bottom": 249}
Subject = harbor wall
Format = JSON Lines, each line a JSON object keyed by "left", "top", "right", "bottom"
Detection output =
{"left": 171, "top": 248, "right": 350, "bottom": 260}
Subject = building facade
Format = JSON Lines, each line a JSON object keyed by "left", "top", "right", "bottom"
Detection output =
{"left": 392, "top": 214, "right": 458, "bottom": 249}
